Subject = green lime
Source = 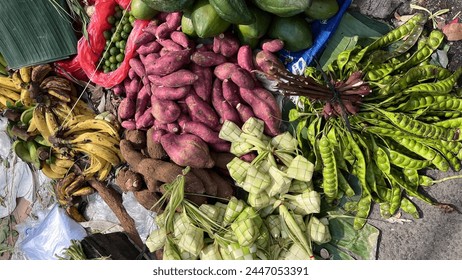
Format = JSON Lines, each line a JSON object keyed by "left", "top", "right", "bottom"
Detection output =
{"left": 103, "top": 30, "right": 112, "bottom": 40}
{"left": 123, "top": 23, "right": 132, "bottom": 33}
{"left": 114, "top": 10, "right": 123, "bottom": 19}
{"left": 120, "top": 31, "right": 129, "bottom": 39}
{"left": 103, "top": 51, "right": 110, "bottom": 59}
{"left": 109, "top": 47, "right": 119, "bottom": 56}
{"left": 116, "top": 53, "right": 125, "bottom": 62}
{"left": 115, "top": 41, "right": 121, "bottom": 48}
{"left": 112, "top": 32, "right": 121, "bottom": 42}
{"left": 104, "top": 68, "right": 110, "bottom": 73}
{"left": 129, "top": 15, "right": 135, "bottom": 24}
{"left": 109, "top": 55, "right": 117, "bottom": 64}
{"left": 117, "top": 62, "right": 122, "bottom": 68}
{"left": 105, "top": 59, "right": 112, "bottom": 66}
{"left": 121, "top": 16, "right": 129, "bottom": 25}
{"left": 115, "top": 5, "right": 121, "bottom": 12}
{"left": 130, "top": 0, "right": 158, "bottom": 20}
{"left": 107, "top": 15, "right": 115, "bottom": 25}
{"left": 119, "top": 40, "right": 127, "bottom": 49}
{"left": 110, "top": 63, "right": 117, "bottom": 71}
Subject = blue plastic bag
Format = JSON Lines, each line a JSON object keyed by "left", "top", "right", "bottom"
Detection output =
{"left": 279, "top": 0, "right": 352, "bottom": 74}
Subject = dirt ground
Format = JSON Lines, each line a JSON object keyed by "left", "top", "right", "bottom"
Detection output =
{"left": 350, "top": 0, "right": 462, "bottom": 260}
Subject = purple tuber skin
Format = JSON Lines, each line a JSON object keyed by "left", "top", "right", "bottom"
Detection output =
{"left": 230, "top": 67, "right": 255, "bottom": 89}
{"left": 261, "top": 39, "right": 285, "bottom": 53}
{"left": 222, "top": 79, "right": 241, "bottom": 107}
{"left": 118, "top": 98, "right": 136, "bottom": 120}
{"left": 182, "top": 121, "right": 222, "bottom": 144}
{"left": 151, "top": 96, "right": 182, "bottom": 124}
{"left": 213, "top": 62, "right": 239, "bottom": 80}
{"left": 148, "top": 70, "right": 198, "bottom": 87}
{"left": 190, "top": 51, "right": 227, "bottom": 67}
{"left": 121, "top": 120, "right": 136, "bottom": 130}
{"left": 213, "top": 32, "right": 240, "bottom": 57}
{"left": 145, "top": 49, "right": 191, "bottom": 76}
{"left": 236, "top": 103, "right": 256, "bottom": 123}
{"left": 185, "top": 90, "right": 220, "bottom": 129}
{"left": 137, "top": 41, "right": 162, "bottom": 56}
{"left": 190, "top": 63, "right": 213, "bottom": 103}
{"left": 152, "top": 85, "right": 191, "bottom": 100}
{"left": 136, "top": 108, "right": 155, "bottom": 129}
{"left": 160, "top": 133, "right": 215, "bottom": 168}
{"left": 170, "top": 31, "right": 194, "bottom": 49}
{"left": 237, "top": 45, "right": 255, "bottom": 73}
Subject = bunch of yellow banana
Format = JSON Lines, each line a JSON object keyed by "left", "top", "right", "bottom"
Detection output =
{"left": 0, "top": 75, "right": 21, "bottom": 109}
{"left": 53, "top": 172, "right": 95, "bottom": 206}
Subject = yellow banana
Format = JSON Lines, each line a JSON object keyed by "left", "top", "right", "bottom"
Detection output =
{"left": 0, "top": 95, "right": 13, "bottom": 107}
{"left": 82, "top": 155, "right": 105, "bottom": 178}
{"left": 70, "top": 186, "right": 95, "bottom": 197}
{"left": 32, "top": 105, "right": 52, "bottom": 145}
{"left": 47, "top": 88, "right": 71, "bottom": 103}
{"left": 0, "top": 76, "right": 20, "bottom": 91}
{"left": 73, "top": 142, "right": 120, "bottom": 166}
{"left": 40, "top": 76, "right": 72, "bottom": 91}
{"left": 68, "top": 131, "right": 120, "bottom": 150}
{"left": 97, "top": 160, "right": 113, "bottom": 181}
{"left": 70, "top": 96, "right": 95, "bottom": 116}
{"left": 61, "top": 114, "right": 93, "bottom": 128}
{"left": 64, "top": 174, "right": 86, "bottom": 196}
{"left": 66, "top": 206, "right": 86, "bottom": 222}
{"left": 41, "top": 162, "right": 65, "bottom": 179}
{"left": 20, "top": 88, "right": 34, "bottom": 107}
{"left": 31, "top": 64, "right": 52, "bottom": 83}
{"left": 57, "top": 172, "right": 77, "bottom": 189}
{"left": 0, "top": 87, "right": 20, "bottom": 101}
{"left": 19, "top": 67, "right": 32, "bottom": 83}
{"left": 44, "top": 107, "right": 60, "bottom": 136}
{"left": 49, "top": 161, "right": 70, "bottom": 176}
{"left": 63, "top": 119, "right": 120, "bottom": 140}
{"left": 11, "top": 71, "right": 24, "bottom": 89}
{"left": 54, "top": 157, "right": 75, "bottom": 169}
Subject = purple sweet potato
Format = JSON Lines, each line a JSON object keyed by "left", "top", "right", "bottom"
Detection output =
{"left": 185, "top": 91, "right": 220, "bottom": 129}
{"left": 182, "top": 121, "right": 222, "bottom": 144}
{"left": 254, "top": 50, "right": 285, "bottom": 74}
{"left": 237, "top": 45, "right": 255, "bottom": 72}
{"left": 155, "top": 22, "right": 171, "bottom": 39}
{"left": 252, "top": 87, "right": 282, "bottom": 120}
{"left": 167, "top": 122, "right": 180, "bottom": 134}
{"left": 239, "top": 88, "right": 280, "bottom": 136}
{"left": 177, "top": 113, "right": 192, "bottom": 128}
{"left": 157, "top": 39, "right": 183, "bottom": 52}
{"left": 148, "top": 70, "right": 198, "bottom": 87}
{"left": 222, "top": 79, "right": 241, "bottom": 107}
{"left": 137, "top": 41, "right": 162, "bottom": 56}
{"left": 152, "top": 129, "right": 167, "bottom": 142}
{"left": 213, "top": 32, "right": 240, "bottom": 57}
{"left": 151, "top": 96, "right": 181, "bottom": 124}
{"left": 261, "top": 39, "right": 285, "bottom": 53}
{"left": 118, "top": 98, "right": 136, "bottom": 120}
{"left": 190, "top": 63, "right": 213, "bottom": 102}
{"left": 166, "top": 12, "right": 182, "bottom": 31}
{"left": 112, "top": 83, "right": 124, "bottom": 96}
{"left": 129, "top": 57, "right": 146, "bottom": 78}
{"left": 152, "top": 85, "right": 190, "bottom": 100}
{"left": 236, "top": 103, "right": 255, "bottom": 123}
{"left": 214, "top": 62, "right": 239, "bottom": 80}
{"left": 136, "top": 108, "right": 155, "bottom": 129}
{"left": 190, "top": 51, "right": 227, "bottom": 67}
{"left": 170, "top": 31, "right": 194, "bottom": 49}
{"left": 211, "top": 79, "right": 241, "bottom": 125}
{"left": 153, "top": 119, "right": 168, "bottom": 131}
{"left": 160, "top": 133, "right": 215, "bottom": 168}
{"left": 240, "top": 152, "right": 257, "bottom": 163}
{"left": 135, "top": 31, "right": 156, "bottom": 47}
{"left": 121, "top": 120, "right": 136, "bottom": 130}
{"left": 142, "top": 20, "right": 159, "bottom": 36}
{"left": 140, "top": 53, "right": 160, "bottom": 66}
{"left": 128, "top": 68, "right": 137, "bottom": 80}
{"left": 145, "top": 49, "right": 191, "bottom": 76}
{"left": 135, "top": 85, "right": 151, "bottom": 121}
{"left": 230, "top": 67, "right": 255, "bottom": 89}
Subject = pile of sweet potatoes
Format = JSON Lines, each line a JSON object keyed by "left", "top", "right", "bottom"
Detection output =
{"left": 113, "top": 11, "right": 283, "bottom": 169}
{"left": 117, "top": 129, "right": 235, "bottom": 211}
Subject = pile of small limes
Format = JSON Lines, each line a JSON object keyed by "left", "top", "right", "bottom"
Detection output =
{"left": 99, "top": 5, "right": 135, "bottom": 73}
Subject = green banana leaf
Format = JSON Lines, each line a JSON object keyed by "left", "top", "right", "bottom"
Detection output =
{"left": 0, "top": 0, "right": 77, "bottom": 69}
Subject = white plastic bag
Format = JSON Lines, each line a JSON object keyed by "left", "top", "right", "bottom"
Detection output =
{"left": 17, "top": 204, "right": 87, "bottom": 260}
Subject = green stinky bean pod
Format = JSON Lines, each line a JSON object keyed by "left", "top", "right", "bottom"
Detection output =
{"left": 319, "top": 134, "right": 338, "bottom": 201}
{"left": 335, "top": 45, "right": 362, "bottom": 78}
{"left": 374, "top": 146, "right": 391, "bottom": 175}
{"left": 388, "top": 179, "right": 402, "bottom": 215}
{"left": 337, "top": 171, "right": 356, "bottom": 197}
{"left": 397, "top": 92, "right": 452, "bottom": 111}
{"left": 371, "top": 163, "right": 391, "bottom": 201}
{"left": 365, "top": 63, "right": 396, "bottom": 81}
{"left": 394, "top": 137, "right": 449, "bottom": 172}
{"left": 379, "top": 202, "right": 392, "bottom": 219}
{"left": 348, "top": 134, "right": 370, "bottom": 195}
{"left": 389, "top": 170, "right": 434, "bottom": 205}
{"left": 403, "top": 168, "right": 420, "bottom": 187}
{"left": 365, "top": 162, "right": 377, "bottom": 193}
{"left": 365, "top": 126, "right": 407, "bottom": 138}
{"left": 348, "top": 13, "right": 427, "bottom": 66}
{"left": 334, "top": 148, "right": 349, "bottom": 171}
{"left": 434, "top": 117, "right": 462, "bottom": 128}
{"left": 423, "top": 140, "right": 462, "bottom": 171}
{"left": 388, "top": 150, "right": 432, "bottom": 170}
{"left": 396, "top": 30, "right": 444, "bottom": 70}
{"left": 400, "top": 197, "right": 420, "bottom": 219}
{"left": 402, "top": 67, "right": 462, "bottom": 95}
{"left": 353, "top": 193, "right": 372, "bottom": 230}
{"left": 383, "top": 111, "right": 455, "bottom": 141}
{"left": 425, "top": 110, "right": 462, "bottom": 119}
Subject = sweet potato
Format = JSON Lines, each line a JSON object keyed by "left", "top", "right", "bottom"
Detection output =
{"left": 190, "top": 51, "right": 227, "bottom": 67}
{"left": 170, "top": 30, "right": 194, "bottom": 49}
{"left": 128, "top": 68, "right": 137, "bottom": 80}
{"left": 165, "top": 12, "right": 182, "bottom": 31}
{"left": 136, "top": 108, "right": 155, "bottom": 129}
{"left": 222, "top": 79, "right": 241, "bottom": 107}
{"left": 239, "top": 88, "right": 280, "bottom": 136}
{"left": 152, "top": 129, "right": 167, "bottom": 142}
{"left": 148, "top": 70, "right": 198, "bottom": 87}
{"left": 252, "top": 87, "right": 282, "bottom": 120}
{"left": 151, "top": 96, "right": 181, "bottom": 124}
{"left": 214, "top": 63, "right": 239, "bottom": 80}
{"left": 135, "top": 30, "right": 156, "bottom": 47}
{"left": 240, "top": 152, "right": 257, "bottom": 163}
{"left": 118, "top": 98, "right": 136, "bottom": 120}
{"left": 237, "top": 45, "right": 255, "bottom": 73}
{"left": 191, "top": 168, "right": 217, "bottom": 196}
{"left": 261, "top": 39, "right": 285, "bottom": 53}
{"left": 153, "top": 119, "right": 168, "bottom": 131}
{"left": 125, "top": 78, "right": 141, "bottom": 100}
{"left": 115, "top": 167, "right": 143, "bottom": 192}
{"left": 167, "top": 122, "right": 180, "bottom": 134}
{"left": 152, "top": 85, "right": 190, "bottom": 100}
{"left": 155, "top": 22, "right": 171, "bottom": 39}
{"left": 209, "top": 142, "right": 231, "bottom": 152}
{"left": 230, "top": 67, "right": 255, "bottom": 89}
{"left": 142, "top": 20, "right": 159, "bottom": 36}
{"left": 140, "top": 53, "right": 160, "bottom": 67}
{"left": 112, "top": 83, "right": 124, "bottom": 96}
{"left": 160, "top": 133, "right": 215, "bottom": 168}
{"left": 157, "top": 39, "right": 183, "bottom": 52}
{"left": 121, "top": 120, "right": 136, "bottom": 130}
{"left": 219, "top": 100, "right": 242, "bottom": 126}
{"left": 182, "top": 121, "right": 222, "bottom": 144}
{"left": 236, "top": 103, "right": 255, "bottom": 123}
{"left": 137, "top": 41, "right": 162, "bottom": 56}
{"left": 146, "top": 127, "right": 168, "bottom": 159}
{"left": 211, "top": 79, "right": 241, "bottom": 125}
{"left": 129, "top": 57, "right": 146, "bottom": 78}
{"left": 196, "top": 43, "right": 213, "bottom": 52}
{"left": 133, "top": 189, "right": 162, "bottom": 212}
{"left": 190, "top": 63, "right": 213, "bottom": 102}
{"left": 185, "top": 91, "right": 220, "bottom": 129}
{"left": 176, "top": 113, "right": 191, "bottom": 128}
{"left": 213, "top": 32, "right": 240, "bottom": 57}
{"left": 145, "top": 49, "right": 191, "bottom": 76}
{"left": 254, "top": 50, "right": 285, "bottom": 74}
{"left": 207, "top": 170, "right": 234, "bottom": 199}
{"left": 125, "top": 129, "right": 146, "bottom": 150}
{"left": 135, "top": 85, "right": 151, "bottom": 121}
